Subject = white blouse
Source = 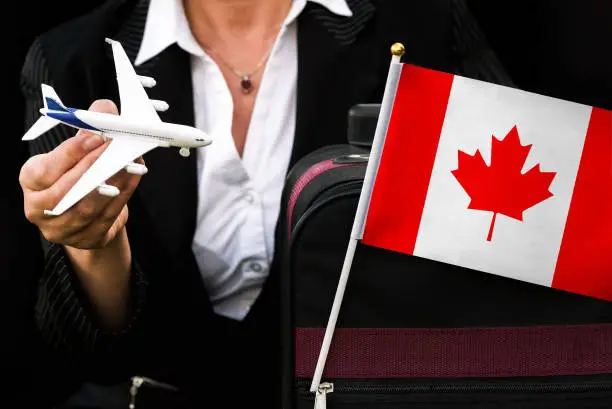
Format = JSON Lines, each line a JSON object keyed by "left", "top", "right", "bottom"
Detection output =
{"left": 135, "top": 0, "right": 352, "bottom": 320}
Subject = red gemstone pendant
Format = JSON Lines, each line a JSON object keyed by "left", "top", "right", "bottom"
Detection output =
{"left": 240, "top": 76, "right": 253, "bottom": 94}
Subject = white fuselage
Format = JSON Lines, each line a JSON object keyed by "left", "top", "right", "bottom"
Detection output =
{"left": 43, "top": 108, "right": 210, "bottom": 149}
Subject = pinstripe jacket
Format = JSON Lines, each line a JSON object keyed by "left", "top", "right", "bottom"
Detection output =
{"left": 20, "top": 0, "right": 512, "bottom": 406}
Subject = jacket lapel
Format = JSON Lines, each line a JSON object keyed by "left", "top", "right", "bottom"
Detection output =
{"left": 114, "top": 0, "right": 198, "bottom": 260}
{"left": 291, "top": 0, "right": 378, "bottom": 166}
{"left": 135, "top": 46, "right": 199, "bottom": 260}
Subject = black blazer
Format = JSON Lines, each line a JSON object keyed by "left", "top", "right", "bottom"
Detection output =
{"left": 21, "top": 0, "right": 512, "bottom": 406}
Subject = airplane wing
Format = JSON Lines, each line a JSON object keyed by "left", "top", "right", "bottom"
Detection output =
{"left": 44, "top": 136, "right": 160, "bottom": 216}
{"left": 105, "top": 38, "right": 161, "bottom": 122}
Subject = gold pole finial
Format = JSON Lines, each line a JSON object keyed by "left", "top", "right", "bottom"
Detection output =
{"left": 391, "top": 43, "right": 405, "bottom": 57}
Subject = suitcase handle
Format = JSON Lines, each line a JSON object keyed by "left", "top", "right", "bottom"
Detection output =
{"left": 332, "top": 154, "right": 370, "bottom": 164}
{"left": 347, "top": 104, "right": 380, "bottom": 148}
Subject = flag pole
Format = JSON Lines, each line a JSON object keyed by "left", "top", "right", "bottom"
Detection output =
{"left": 309, "top": 43, "right": 405, "bottom": 394}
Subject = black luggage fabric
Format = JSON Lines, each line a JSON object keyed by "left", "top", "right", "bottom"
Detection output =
{"left": 280, "top": 107, "right": 612, "bottom": 409}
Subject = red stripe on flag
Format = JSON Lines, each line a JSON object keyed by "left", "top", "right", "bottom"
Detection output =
{"left": 362, "top": 65, "right": 454, "bottom": 254}
{"left": 552, "top": 108, "right": 612, "bottom": 300}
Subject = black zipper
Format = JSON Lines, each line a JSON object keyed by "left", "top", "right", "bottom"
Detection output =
{"left": 296, "top": 378, "right": 612, "bottom": 396}
{"left": 290, "top": 182, "right": 363, "bottom": 244}
{"left": 129, "top": 376, "right": 179, "bottom": 409}
{"left": 284, "top": 145, "right": 359, "bottom": 197}
{"left": 308, "top": 180, "right": 363, "bottom": 213}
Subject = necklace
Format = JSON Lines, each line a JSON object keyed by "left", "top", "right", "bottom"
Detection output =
{"left": 231, "top": 50, "right": 272, "bottom": 94}
{"left": 203, "top": 27, "right": 281, "bottom": 94}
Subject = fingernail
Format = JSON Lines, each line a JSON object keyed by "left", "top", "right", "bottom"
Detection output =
{"left": 82, "top": 134, "right": 103, "bottom": 151}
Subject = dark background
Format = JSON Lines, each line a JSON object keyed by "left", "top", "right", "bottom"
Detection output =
{"left": 3, "top": 0, "right": 611, "bottom": 407}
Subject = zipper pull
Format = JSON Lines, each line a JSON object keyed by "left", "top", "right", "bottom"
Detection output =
{"left": 128, "top": 376, "right": 179, "bottom": 409}
{"left": 314, "top": 382, "right": 334, "bottom": 409}
{"left": 129, "top": 377, "right": 143, "bottom": 409}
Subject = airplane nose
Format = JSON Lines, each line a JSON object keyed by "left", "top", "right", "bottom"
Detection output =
{"left": 197, "top": 131, "right": 212, "bottom": 146}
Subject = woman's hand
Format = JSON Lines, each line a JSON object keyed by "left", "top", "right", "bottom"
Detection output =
{"left": 20, "top": 100, "right": 143, "bottom": 249}
{"left": 20, "top": 99, "right": 143, "bottom": 329}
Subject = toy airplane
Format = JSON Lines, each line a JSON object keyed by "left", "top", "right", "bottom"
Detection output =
{"left": 22, "top": 38, "right": 211, "bottom": 216}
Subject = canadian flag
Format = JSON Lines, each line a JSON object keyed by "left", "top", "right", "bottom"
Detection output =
{"left": 360, "top": 64, "right": 612, "bottom": 301}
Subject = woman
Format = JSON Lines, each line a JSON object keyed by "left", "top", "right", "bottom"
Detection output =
{"left": 19, "top": 0, "right": 511, "bottom": 407}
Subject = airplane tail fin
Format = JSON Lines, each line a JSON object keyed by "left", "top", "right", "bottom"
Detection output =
{"left": 41, "top": 83, "right": 68, "bottom": 112}
{"left": 22, "top": 84, "right": 64, "bottom": 141}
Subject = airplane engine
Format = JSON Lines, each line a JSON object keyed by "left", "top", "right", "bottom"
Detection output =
{"left": 150, "top": 99, "right": 169, "bottom": 112}
{"left": 125, "top": 163, "right": 148, "bottom": 176}
{"left": 97, "top": 184, "right": 120, "bottom": 197}
{"left": 138, "top": 75, "right": 156, "bottom": 88}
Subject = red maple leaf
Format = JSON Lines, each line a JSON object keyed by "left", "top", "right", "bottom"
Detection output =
{"left": 451, "top": 125, "right": 557, "bottom": 241}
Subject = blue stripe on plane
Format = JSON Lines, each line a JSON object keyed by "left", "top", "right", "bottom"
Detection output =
{"left": 46, "top": 110, "right": 100, "bottom": 132}
{"left": 45, "top": 97, "right": 68, "bottom": 112}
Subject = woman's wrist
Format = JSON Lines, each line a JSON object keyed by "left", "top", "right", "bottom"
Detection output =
{"left": 64, "top": 228, "right": 133, "bottom": 330}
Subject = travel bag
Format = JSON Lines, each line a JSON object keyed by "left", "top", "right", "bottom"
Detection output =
{"left": 280, "top": 104, "right": 612, "bottom": 409}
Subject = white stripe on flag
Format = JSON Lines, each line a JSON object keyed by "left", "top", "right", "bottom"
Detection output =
{"left": 413, "top": 75, "right": 593, "bottom": 287}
